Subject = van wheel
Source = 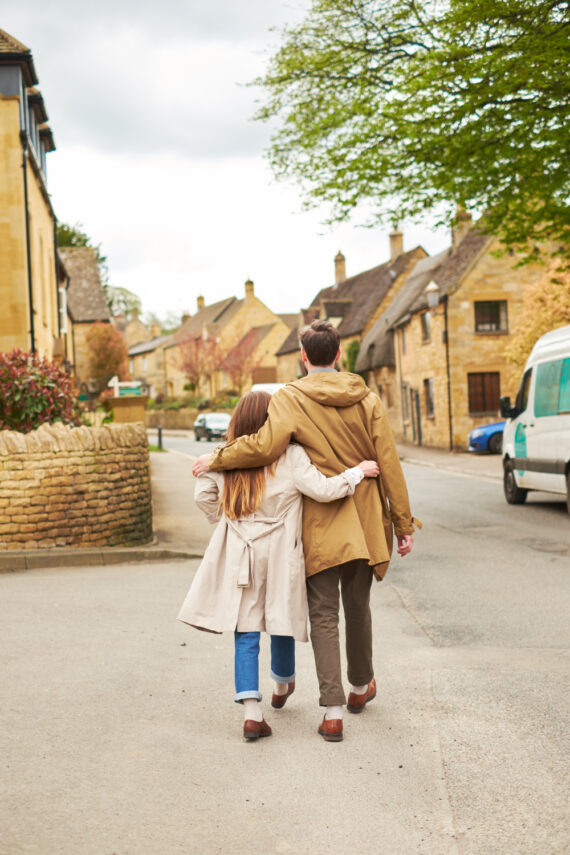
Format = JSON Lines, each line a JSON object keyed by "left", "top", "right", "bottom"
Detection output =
{"left": 504, "top": 462, "right": 528, "bottom": 504}
{"left": 489, "top": 433, "right": 502, "bottom": 454}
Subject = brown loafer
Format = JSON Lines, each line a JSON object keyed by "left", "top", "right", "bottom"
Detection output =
{"left": 271, "top": 680, "right": 296, "bottom": 709}
{"left": 318, "top": 717, "right": 343, "bottom": 742}
{"left": 243, "top": 718, "right": 272, "bottom": 740}
{"left": 347, "top": 677, "right": 377, "bottom": 714}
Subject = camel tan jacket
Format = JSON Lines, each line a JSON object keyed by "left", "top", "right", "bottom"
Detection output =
{"left": 210, "top": 372, "right": 420, "bottom": 580}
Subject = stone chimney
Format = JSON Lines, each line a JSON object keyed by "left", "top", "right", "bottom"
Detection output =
{"left": 452, "top": 206, "right": 473, "bottom": 246}
{"left": 181, "top": 312, "right": 190, "bottom": 324}
{"left": 131, "top": 306, "right": 140, "bottom": 322}
{"left": 334, "top": 250, "right": 346, "bottom": 284}
{"left": 389, "top": 229, "right": 403, "bottom": 261}
{"left": 197, "top": 295, "right": 205, "bottom": 310}
{"left": 150, "top": 322, "right": 162, "bottom": 339}
{"left": 245, "top": 278, "right": 254, "bottom": 299}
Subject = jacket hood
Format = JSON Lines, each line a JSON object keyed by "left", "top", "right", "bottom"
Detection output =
{"left": 290, "top": 371, "right": 370, "bottom": 407}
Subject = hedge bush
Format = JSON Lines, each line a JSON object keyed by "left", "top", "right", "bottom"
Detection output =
{"left": 0, "top": 349, "right": 83, "bottom": 433}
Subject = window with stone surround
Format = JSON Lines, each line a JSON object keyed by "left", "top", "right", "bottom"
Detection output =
{"left": 468, "top": 372, "right": 500, "bottom": 414}
{"left": 474, "top": 301, "right": 508, "bottom": 333}
{"left": 423, "top": 378, "right": 435, "bottom": 416}
{"left": 420, "top": 311, "right": 431, "bottom": 343}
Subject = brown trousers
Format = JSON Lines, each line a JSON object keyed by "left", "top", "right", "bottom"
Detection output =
{"left": 306, "top": 559, "right": 374, "bottom": 706}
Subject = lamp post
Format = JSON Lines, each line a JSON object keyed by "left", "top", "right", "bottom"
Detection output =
{"left": 424, "top": 281, "right": 453, "bottom": 451}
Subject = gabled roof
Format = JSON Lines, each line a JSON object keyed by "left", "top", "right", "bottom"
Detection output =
{"left": 129, "top": 334, "right": 173, "bottom": 357}
{"left": 0, "top": 29, "right": 38, "bottom": 86}
{"left": 59, "top": 247, "right": 111, "bottom": 323}
{"left": 355, "top": 250, "right": 451, "bottom": 371}
{"left": 355, "top": 225, "right": 493, "bottom": 372}
{"left": 276, "top": 248, "right": 422, "bottom": 356}
{"left": 220, "top": 323, "right": 276, "bottom": 369}
{"left": 170, "top": 297, "right": 238, "bottom": 344}
{"left": 278, "top": 313, "right": 298, "bottom": 331}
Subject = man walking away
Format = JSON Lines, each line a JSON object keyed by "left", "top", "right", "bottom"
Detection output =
{"left": 192, "top": 320, "right": 420, "bottom": 741}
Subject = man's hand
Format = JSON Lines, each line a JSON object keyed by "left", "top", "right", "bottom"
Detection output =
{"left": 396, "top": 534, "right": 414, "bottom": 557}
{"left": 192, "top": 454, "right": 213, "bottom": 477}
{"left": 357, "top": 460, "right": 380, "bottom": 477}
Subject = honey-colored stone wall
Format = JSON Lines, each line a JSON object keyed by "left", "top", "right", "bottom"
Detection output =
{"left": 0, "top": 423, "right": 152, "bottom": 550}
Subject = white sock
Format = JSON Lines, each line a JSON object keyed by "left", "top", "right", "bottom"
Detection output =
{"left": 350, "top": 683, "right": 368, "bottom": 695}
{"left": 325, "top": 705, "right": 343, "bottom": 721}
{"left": 273, "top": 681, "right": 288, "bottom": 696}
{"left": 242, "top": 699, "right": 263, "bottom": 722}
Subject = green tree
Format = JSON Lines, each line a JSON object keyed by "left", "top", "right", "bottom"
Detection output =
{"left": 85, "top": 322, "right": 129, "bottom": 393}
{"left": 57, "top": 222, "right": 142, "bottom": 318}
{"left": 57, "top": 222, "right": 108, "bottom": 282}
{"left": 506, "top": 262, "right": 570, "bottom": 370}
{"left": 254, "top": 0, "right": 570, "bottom": 261}
{"left": 106, "top": 286, "right": 142, "bottom": 319}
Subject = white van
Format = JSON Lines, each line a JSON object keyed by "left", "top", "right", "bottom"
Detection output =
{"left": 500, "top": 325, "right": 570, "bottom": 513}
{"left": 250, "top": 383, "right": 286, "bottom": 395}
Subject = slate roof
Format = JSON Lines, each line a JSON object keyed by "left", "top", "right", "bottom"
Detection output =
{"left": 355, "top": 225, "right": 493, "bottom": 372}
{"left": 129, "top": 335, "right": 173, "bottom": 357}
{"left": 0, "top": 29, "right": 38, "bottom": 86}
{"left": 59, "top": 247, "right": 111, "bottom": 323}
{"left": 276, "top": 248, "right": 422, "bottom": 356}
{"left": 168, "top": 297, "right": 238, "bottom": 346}
{"left": 355, "top": 250, "right": 451, "bottom": 371}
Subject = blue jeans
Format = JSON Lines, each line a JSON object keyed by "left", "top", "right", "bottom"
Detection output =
{"left": 234, "top": 632, "right": 295, "bottom": 703}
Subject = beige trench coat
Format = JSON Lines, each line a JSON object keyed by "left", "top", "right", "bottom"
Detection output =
{"left": 177, "top": 444, "right": 363, "bottom": 642}
{"left": 210, "top": 372, "right": 421, "bottom": 580}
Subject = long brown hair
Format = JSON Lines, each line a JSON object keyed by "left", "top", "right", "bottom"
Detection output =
{"left": 221, "top": 391, "right": 273, "bottom": 519}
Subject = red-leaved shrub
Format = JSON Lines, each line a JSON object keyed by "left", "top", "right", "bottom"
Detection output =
{"left": 0, "top": 349, "right": 83, "bottom": 433}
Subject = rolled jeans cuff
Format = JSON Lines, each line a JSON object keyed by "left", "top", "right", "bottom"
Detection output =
{"left": 234, "top": 690, "right": 262, "bottom": 704}
{"left": 270, "top": 669, "right": 295, "bottom": 683}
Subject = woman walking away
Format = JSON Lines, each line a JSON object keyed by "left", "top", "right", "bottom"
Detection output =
{"left": 178, "top": 391, "right": 379, "bottom": 741}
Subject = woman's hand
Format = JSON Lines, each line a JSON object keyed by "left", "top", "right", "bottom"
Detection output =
{"left": 357, "top": 460, "right": 380, "bottom": 478}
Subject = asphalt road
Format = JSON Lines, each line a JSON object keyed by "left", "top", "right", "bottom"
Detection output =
{"left": 1, "top": 463, "right": 568, "bottom": 855}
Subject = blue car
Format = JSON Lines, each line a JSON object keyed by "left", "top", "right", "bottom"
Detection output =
{"left": 468, "top": 421, "right": 505, "bottom": 454}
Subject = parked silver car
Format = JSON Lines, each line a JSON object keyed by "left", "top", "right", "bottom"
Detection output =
{"left": 193, "top": 412, "right": 231, "bottom": 442}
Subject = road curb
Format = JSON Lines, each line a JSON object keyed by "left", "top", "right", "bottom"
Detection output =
{"left": 0, "top": 544, "right": 203, "bottom": 573}
{"left": 399, "top": 454, "right": 502, "bottom": 482}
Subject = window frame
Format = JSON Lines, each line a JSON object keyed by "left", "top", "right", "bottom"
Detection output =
{"left": 467, "top": 371, "right": 501, "bottom": 415}
{"left": 474, "top": 300, "right": 508, "bottom": 334}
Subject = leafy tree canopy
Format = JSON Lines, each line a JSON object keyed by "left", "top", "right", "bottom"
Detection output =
{"left": 57, "top": 222, "right": 108, "bottom": 281}
{"left": 57, "top": 223, "right": 142, "bottom": 319}
{"left": 107, "top": 286, "right": 142, "bottom": 320}
{"left": 254, "top": 0, "right": 570, "bottom": 261}
{"left": 506, "top": 261, "right": 570, "bottom": 370}
{"left": 85, "top": 322, "right": 129, "bottom": 393}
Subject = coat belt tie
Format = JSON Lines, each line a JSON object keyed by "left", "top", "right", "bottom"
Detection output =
{"left": 226, "top": 517, "right": 285, "bottom": 588}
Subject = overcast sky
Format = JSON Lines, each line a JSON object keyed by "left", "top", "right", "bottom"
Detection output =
{"left": 5, "top": 1, "right": 450, "bottom": 320}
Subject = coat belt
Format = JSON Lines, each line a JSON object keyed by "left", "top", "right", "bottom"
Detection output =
{"left": 226, "top": 517, "right": 285, "bottom": 587}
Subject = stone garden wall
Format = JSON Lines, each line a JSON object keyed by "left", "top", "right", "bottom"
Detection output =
{"left": 0, "top": 423, "right": 152, "bottom": 550}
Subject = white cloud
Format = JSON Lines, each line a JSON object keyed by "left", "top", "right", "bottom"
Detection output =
{"left": 4, "top": 0, "right": 452, "bottom": 322}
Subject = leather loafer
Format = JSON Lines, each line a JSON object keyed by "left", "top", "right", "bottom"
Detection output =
{"left": 271, "top": 680, "right": 296, "bottom": 709}
{"left": 318, "top": 717, "right": 343, "bottom": 742}
{"left": 243, "top": 719, "right": 272, "bottom": 740}
{"left": 347, "top": 677, "right": 377, "bottom": 714}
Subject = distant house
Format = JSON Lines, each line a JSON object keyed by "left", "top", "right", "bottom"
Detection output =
{"left": 0, "top": 29, "right": 61, "bottom": 358}
{"left": 164, "top": 280, "right": 290, "bottom": 399}
{"left": 275, "top": 235, "right": 426, "bottom": 382}
{"left": 58, "top": 247, "right": 111, "bottom": 390}
{"left": 356, "top": 217, "right": 549, "bottom": 448}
